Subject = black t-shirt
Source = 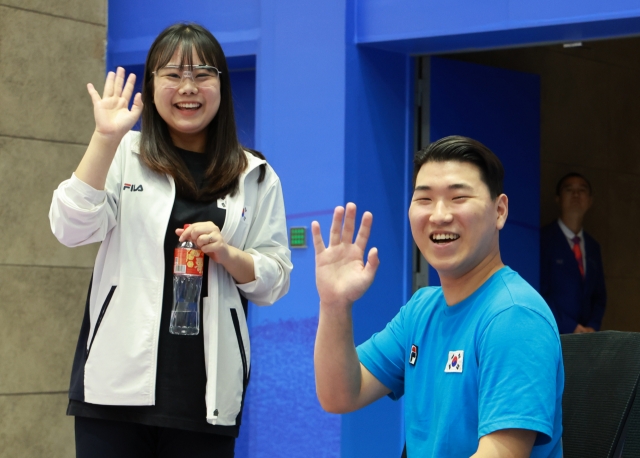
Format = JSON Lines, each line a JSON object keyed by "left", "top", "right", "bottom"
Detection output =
{"left": 68, "top": 148, "right": 235, "bottom": 435}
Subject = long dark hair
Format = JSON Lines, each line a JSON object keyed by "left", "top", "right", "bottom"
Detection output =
{"left": 139, "top": 23, "right": 264, "bottom": 200}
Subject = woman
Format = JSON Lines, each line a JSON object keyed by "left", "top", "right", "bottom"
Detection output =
{"left": 49, "top": 23, "right": 292, "bottom": 457}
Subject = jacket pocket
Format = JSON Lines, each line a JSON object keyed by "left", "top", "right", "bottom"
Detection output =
{"left": 209, "top": 301, "right": 251, "bottom": 426}
{"left": 86, "top": 285, "right": 117, "bottom": 357}
{"left": 230, "top": 308, "right": 248, "bottom": 387}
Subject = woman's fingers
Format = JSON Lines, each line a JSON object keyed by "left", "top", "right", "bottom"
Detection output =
{"left": 130, "top": 93, "right": 143, "bottom": 118}
{"left": 198, "top": 231, "right": 221, "bottom": 247}
{"left": 113, "top": 67, "right": 126, "bottom": 98}
{"left": 102, "top": 71, "right": 115, "bottom": 98}
{"left": 120, "top": 73, "right": 137, "bottom": 104}
{"left": 87, "top": 83, "right": 101, "bottom": 104}
{"left": 178, "top": 222, "right": 220, "bottom": 243}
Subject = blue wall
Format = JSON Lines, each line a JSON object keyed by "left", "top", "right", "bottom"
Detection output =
{"left": 356, "top": 0, "right": 640, "bottom": 53}
{"left": 107, "top": 0, "right": 640, "bottom": 456}
{"left": 427, "top": 57, "right": 541, "bottom": 289}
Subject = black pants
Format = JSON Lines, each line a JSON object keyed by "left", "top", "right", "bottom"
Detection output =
{"left": 75, "top": 417, "right": 235, "bottom": 458}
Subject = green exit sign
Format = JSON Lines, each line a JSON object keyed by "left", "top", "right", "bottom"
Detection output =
{"left": 289, "top": 227, "right": 307, "bottom": 248}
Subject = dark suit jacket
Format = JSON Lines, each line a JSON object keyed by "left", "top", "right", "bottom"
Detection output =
{"left": 540, "top": 221, "right": 607, "bottom": 334}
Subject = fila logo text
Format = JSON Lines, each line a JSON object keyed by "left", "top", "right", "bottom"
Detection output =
{"left": 123, "top": 183, "right": 144, "bottom": 192}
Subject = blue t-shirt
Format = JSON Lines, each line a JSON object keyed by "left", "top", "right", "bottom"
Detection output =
{"left": 357, "top": 267, "right": 564, "bottom": 457}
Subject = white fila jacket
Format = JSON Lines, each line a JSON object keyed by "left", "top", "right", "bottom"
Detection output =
{"left": 49, "top": 131, "right": 292, "bottom": 429}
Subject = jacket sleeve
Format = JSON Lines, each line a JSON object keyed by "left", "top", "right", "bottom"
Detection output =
{"left": 236, "top": 167, "right": 293, "bottom": 305}
{"left": 49, "top": 140, "right": 123, "bottom": 247}
{"left": 587, "top": 243, "right": 607, "bottom": 330}
{"left": 540, "top": 229, "right": 577, "bottom": 334}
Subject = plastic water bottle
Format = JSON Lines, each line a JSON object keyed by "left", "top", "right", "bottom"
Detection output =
{"left": 170, "top": 224, "right": 204, "bottom": 335}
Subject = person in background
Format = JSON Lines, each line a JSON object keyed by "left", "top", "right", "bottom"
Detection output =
{"left": 313, "top": 136, "right": 563, "bottom": 457}
{"left": 49, "top": 23, "right": 292, "bottom": 457}
{"left": 540, "top": 173, "right": 606, "bottom": 334}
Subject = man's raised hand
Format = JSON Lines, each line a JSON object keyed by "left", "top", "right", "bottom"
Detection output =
{"left": 312, "top": 203, "right": 380, "bottom": 309}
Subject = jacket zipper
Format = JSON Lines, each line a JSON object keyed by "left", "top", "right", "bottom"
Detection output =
{"left": 86, "top": 285, "right": 117, "bottom": 357}
{"left": 230, "top": 308, "right": 248, "bottom": 386}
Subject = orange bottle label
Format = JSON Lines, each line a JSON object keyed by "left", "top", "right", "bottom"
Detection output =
{"left": 173, "top": 248, "right": 204, "bottom": 276}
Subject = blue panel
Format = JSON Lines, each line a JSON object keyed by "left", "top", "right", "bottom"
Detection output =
{"left": 237, "top": 317, "right": 340, "bottom": 458}
{"left": 256, "top": 0, "right": 346, "bottom": 219}
{"left": 357, "top": 16, "right": 640, "bottom": 55}
{"left": 251, "top": 0, "right": 348, "bottom": 331}
{"left": 107, "top": 0, "right": 259, "bottom": 70}
{"left": 230, "top": 69, "right": 256, "bottom": 149}
{"left": 248, "top": 1, "right": 348, "bottom": 457}
{"left": 356, "top": 0, "right": 640, "bottom": 49}
{"left": 500, "top": 222, "right": 540, "bottom": 289}
{"left": 341, "top": 43, "right": 413, "bottom": 458}
{"left": 428, "top": 57, "right": 540, "bottom": 289}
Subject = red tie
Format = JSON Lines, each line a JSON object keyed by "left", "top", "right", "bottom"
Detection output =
{"left": 572, "top": 236, "right": 585, "bottom": 278}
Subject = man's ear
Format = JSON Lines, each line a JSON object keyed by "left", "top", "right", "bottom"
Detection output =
{"left": 496, "top": 194, "right": 508, "bottom": 230}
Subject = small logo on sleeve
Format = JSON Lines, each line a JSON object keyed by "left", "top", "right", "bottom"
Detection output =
{"left": 241, "top": 207, "right": 248, "bottom": 221}
{"left": 409, "top": 344, "right": 418, "bottom": 366}
{"left": 444, "top": 350, "right": 464, "bottom": 373}
{"left": 123, "top": 183, "right": 144, "bottom": 192}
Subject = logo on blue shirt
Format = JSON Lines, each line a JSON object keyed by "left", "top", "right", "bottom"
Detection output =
{"left": 409, "top": 344, "right": 418, "bottom": 365}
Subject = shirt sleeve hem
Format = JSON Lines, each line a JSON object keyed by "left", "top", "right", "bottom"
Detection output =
{"left": 357, "top": 351, "right": 403, "bottom": 401}
{"left": 479, "top": 417, "right": 553, "bottom": 444}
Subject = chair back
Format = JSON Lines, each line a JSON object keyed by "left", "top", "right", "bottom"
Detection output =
{"left": 561, "top": 331, "right": 640, "bottom": 458}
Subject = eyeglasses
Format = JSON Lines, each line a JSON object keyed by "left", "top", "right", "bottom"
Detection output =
{"left": 153, "top": 65, "right": 222, "bottom": 89}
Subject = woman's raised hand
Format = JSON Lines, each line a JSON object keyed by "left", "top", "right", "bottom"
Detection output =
{"left": 87, "top": 67, "right": 143, "bottom": 140}
{"left": 312, "top": 203, "right": 380, "bottom": 309}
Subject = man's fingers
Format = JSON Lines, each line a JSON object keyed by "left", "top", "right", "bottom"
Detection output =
{"left": 354, "top": 211, "right": 373, "bottom": 251}
{"left": 364, "top": 247, "right": 380, "bottom": 278}
{"left": 341, "top": 202, "right": 357, "bottom": 244}
{"left": 328, "top": 206, "right": 344, "bottom": 246}
{"left": 311, "top": 221, "right": 325, "bottom": 255}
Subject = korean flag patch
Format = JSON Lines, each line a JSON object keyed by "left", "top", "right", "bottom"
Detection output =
{"left": 444, "top": 350, "right": 464, "bottom": 373}
{"left": 409, "top": 344, "right": 418, "bottom": 366}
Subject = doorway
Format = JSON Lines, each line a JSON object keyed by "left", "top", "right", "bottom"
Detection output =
{"left": 414, "top": 36, "right": 640, "bottom": 331}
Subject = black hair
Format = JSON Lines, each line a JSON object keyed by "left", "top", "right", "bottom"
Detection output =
{"left": 139, "top": 23, "right": 264, "bottom": 201}
{"left": 555, "top": 172, "right": 592, "bottom": 196}
{"left": 413, "top": 136, "right": 504, "bottom": 200}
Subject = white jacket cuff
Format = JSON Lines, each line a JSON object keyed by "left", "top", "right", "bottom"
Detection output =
{"left": 236, "top": 250, "right": 291, "bottom": 305}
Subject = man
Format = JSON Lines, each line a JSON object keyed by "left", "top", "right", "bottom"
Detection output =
{"left": 540, "top": 173, "right": 606, "bottom": 334}
{"left": 312, "top": 136, "right": 563, "bottom": 457}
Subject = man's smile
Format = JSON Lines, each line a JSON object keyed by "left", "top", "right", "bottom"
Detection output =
{"left": 430, "top": 232, "right": 460, "bottom": 244}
